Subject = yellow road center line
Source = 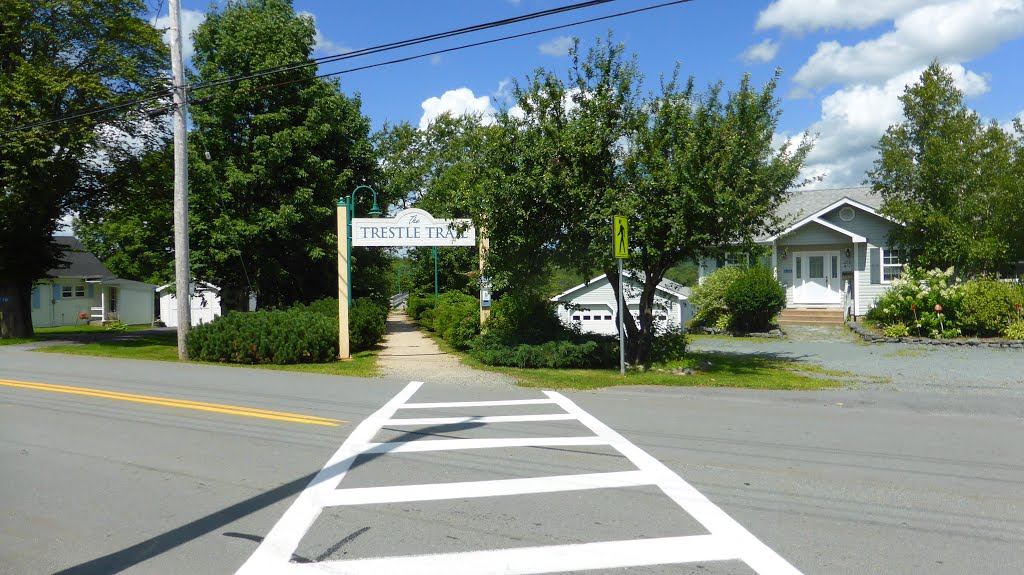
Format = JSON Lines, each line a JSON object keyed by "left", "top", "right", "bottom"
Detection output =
{"left": 0, "top": 379, "right": 345, "bottom": 427}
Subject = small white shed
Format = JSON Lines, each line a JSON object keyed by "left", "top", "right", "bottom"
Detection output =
{"left": 551, "top": 274, "right": 693, "bottom": 336}
{"left": 155, "top": 282, "right": 222, "bottom": 327}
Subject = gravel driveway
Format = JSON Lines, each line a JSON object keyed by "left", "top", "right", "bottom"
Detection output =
{"left": 689, "top": 325, "right": 1024, "bottom": 398}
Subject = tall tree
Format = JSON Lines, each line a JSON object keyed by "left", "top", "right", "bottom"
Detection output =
{"left": 474, "top": 37, "right": 810, "bottom": 364}
{"left": 187, "top": 0, "right": 381, "bottom": 310}
{"left": 868, "top": 62, "right": 1023, "bottom": 274}
{"left": 0, "top": 0, "right": 168, "bottom": 338}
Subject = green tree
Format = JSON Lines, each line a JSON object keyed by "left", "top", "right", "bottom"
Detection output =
{"left": 74, "top": 141, "right": 175, "bottom": 285}
{"left": 187, "top": 0, "right": 382, "bottom": 310}
{"left": 473, "top": 37, "right": 810, "bottom": 364}
{"left": 868, "top": 63, "right": 1024, "bottom": 274}
{"left": 0, "top": 0, "right": 168, "bottom": 337}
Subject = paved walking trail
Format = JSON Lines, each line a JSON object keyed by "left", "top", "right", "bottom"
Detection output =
{"left": 376, "top": 311, "right": 515, "bottom": 388}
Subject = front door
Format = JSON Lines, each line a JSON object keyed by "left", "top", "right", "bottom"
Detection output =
{"left": 793, "top": 251, "right": 841, "bottom": 304}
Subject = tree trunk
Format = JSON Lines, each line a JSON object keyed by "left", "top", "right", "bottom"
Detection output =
{"left": 606, "top": 270, "right": 641, "bottom": 365}
{"left": 221, "top": 284, "right": 251, "bottom": 312}
{"left": 0, "top": 279, "right": 34, "bottom": 338}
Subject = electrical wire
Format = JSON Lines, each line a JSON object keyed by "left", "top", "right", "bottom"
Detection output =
{"left": 190, "top": 0, "right": 695, "bottom": 110}
{"left": 1, "top": 0, "right": 693, "bottom": 135}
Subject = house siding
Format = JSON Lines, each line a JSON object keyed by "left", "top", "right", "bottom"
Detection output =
{"left": 553, "top": 277, "right": 690, "bottom": 335}
{"left": 819, "top": 208, "right": 900, "bottom": 316}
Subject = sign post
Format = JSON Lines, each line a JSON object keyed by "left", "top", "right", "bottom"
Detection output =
{"left": 614, "top": 215, "right": 628, "bottom": 375}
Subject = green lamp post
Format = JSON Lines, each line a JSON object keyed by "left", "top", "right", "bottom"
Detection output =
{"left": 338, "top": 185, "right": 381, "bottom": 307}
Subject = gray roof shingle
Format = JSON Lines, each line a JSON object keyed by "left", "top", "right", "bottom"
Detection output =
{"left": 48, "top": 236, "right": 113, "bottom": 279}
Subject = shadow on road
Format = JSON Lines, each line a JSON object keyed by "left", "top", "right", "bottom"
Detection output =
{"left": 53, "top": 421, "right": 485, "bottom": 574}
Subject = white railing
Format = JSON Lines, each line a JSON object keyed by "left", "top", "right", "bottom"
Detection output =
{"left": 843, "top": 280, "right": 853, "bottom": 320}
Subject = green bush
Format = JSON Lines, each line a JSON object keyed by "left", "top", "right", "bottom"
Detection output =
{"left": 690, "top": 266, "right": 745, "bottom": 327}
{"left": 867, "top": 267, "right": 965, "bottom": 336}
{"left": 487, "top": 293, "right": 572, "bottom": 344}
{"left": 883, "top": 323, "right": 910, "bottom": 338}
{"left": 958, "top": 278, "right": 1017, "bottom": 337}
{"left": 1005, "top": 320, "right": 1024, "bottom": 340}
{"left": 186, "top": 297, "right": 388, "bottom": 364}
{"left": 724, "top": 267, "right": 786, "bottom": 332}
{"left": 468, "top": 333, "right": 617, "bottom": 368}
{"left": 407, "top": 295, "right": 435, "bottom": 321}
{"left": 186, "top": 308, "right": 336, "bottom": 364}
{"left": 430, "top": 292, "right": 480, "bottom": 350}
{"left": 650, "top": 327, "right": 689, "bottom": 363}
{"left": 349, "top": 298, "right": 388, "bottom": 351}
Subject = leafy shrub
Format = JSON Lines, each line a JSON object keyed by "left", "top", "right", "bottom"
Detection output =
{"left": 883, "top": 323, "right": 910, "bottom": 338}
{"left": 407, "top": 296, "right": 435, "bottom": 321}
{"left": 105, "top": 320, "right": 128, "bottom": 332}
{"left": 487, "top": 293, "right": 572, "bottom": 344}
{"left": 958, "top": 278, "right": 1017, "bottom": 336}
{"left": 649, "top": 327, "right": 689, "bottom": 363}
{"left": 690, "top": 266, "right": 745, "bottom": 327}
{"left": 1005, "top": 320, "right": 1024, "bottom": 340}
{"left": 867, "top": 267, "right": 965, "bottom": 336}
{"left": 724, "top": 267, "right": 786, "bottom": 332}
{"left": 468, "top": 333, "right": 617, "bottom": 368}
{"left": 430, "top": 292, "right": 480, "bottom": 350}
{"left": 349, "top": 298, "right": 388, "bottom": 351}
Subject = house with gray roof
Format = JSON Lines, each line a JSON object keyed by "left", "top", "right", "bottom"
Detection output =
{"left": 31, "top": 237, "right": 156, "bottom": 328}
{"left": 698, "top": 187, "right": 905, "bottom": 321}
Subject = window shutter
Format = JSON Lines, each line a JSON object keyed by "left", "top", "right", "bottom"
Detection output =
{"left": 32, "top": 287, "right": 41, "bottom": 309}
{"left": 52, "top": 283, "right": 61, "bottom": 300}
{"left": 869, "top": 247, "right": 881, "bottom": 284}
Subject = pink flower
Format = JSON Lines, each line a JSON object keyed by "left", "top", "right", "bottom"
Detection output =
{"left": 934, "top": 304, "right": 943, "bottom": 312}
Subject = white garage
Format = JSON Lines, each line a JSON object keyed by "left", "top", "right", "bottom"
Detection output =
{"left": 551, "top": 274, "right": 693, "bottom": 336}
{"left": 155, "top": 282, "right": 222, "bottom": 327}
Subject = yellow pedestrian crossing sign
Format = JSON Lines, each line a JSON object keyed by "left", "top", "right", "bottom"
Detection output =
{"left": 614, "top": 215, "right": 628, "bottom": 259}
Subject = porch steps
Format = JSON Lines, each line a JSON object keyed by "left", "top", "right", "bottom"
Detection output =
{"left": 778, "top": 308, "right": 845, "bottom": 326}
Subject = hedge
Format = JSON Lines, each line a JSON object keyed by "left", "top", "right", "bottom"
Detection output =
{"left": 468, "top": 333, "right": 618, "bottom": 369}
{"left": 186, "top": 297, "right": 388, "bottom": 364}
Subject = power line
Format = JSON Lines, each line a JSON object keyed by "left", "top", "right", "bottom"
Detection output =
{"left": 192, "top": 0, "right": 695, "bottom": 110}
{"left": 1, "top": 0, "right": 693, "bottom": 135}
{"left": 189, "top": 0, "right": 621, "bottom": 94}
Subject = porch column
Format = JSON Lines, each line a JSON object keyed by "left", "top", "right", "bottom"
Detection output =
{"left": 771, "top": 240, "right": 778, "bottom": 280}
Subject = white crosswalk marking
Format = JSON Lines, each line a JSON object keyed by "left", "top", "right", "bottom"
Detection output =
{"left": 236, "top": 381, "right": 803, "bottom": 575}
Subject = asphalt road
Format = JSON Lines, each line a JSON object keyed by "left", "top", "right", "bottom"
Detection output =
{"left": 1, "top": 344, "right": 1022, "bottom": 574}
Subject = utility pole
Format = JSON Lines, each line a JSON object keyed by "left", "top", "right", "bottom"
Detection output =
{"left": 169, "top": 0, "right": 192, "bottom": 358}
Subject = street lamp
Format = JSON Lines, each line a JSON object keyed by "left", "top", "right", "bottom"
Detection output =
{"left": 338, "top": 185, "right": 381, "bottom": 306}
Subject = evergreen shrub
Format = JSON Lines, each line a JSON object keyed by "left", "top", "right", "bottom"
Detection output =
{"left": 468, "top": 333, "right": 617, "bottom": 369}
{"left": 349, "top": 298, "right": 388, "bottom": 351}
{"left": 407, "top": 296, "right": 435, "bottom": 321}
{"left": 958, "top": 278, "right": 1017, "bottom": 336}
{"left": 724, "top": 267, "right": 786, "bottom": 332}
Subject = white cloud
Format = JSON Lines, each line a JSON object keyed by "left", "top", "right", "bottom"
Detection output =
{"left": 298, "top": 11, "right": 351, "bottom": 55}
{"left": 794, "top": 64, "right": 990, "bottom": 187}
{"left": 757, "top": 0, "right": 947, "bottom": 33}
{"left": 151, "top": 9, "right": 205, "bottom": 61}
{"left": 419, "top": 88, "right": 496, "bottom": 130}
{"left": 792, "top": 0, "right": 1024, "bottom": 91}
{"left": 741, "top": 39, "right": 780, "bottom": 63}
{"left": 538, "top": 36, "right": 574, "bottom": 57}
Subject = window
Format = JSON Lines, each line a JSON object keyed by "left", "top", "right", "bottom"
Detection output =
{"left": 808, "top": 256, "right": 824, "bottom": 279}
{"left": 795, "top": 257, "right": 802, "bottom": 279}
{"left": 831, "top": 255, "right": 838, "bottom": 279}
{"left": 604, "top": 315, "right": 612, "bottom": 320}
{"left": 109, "top": 287, "right": 118, "bottom": 312}
{"left": 61, "top": 284, "right": 85, "bottom": 298}
{"left": 723, "top": 252, "right": 748, "bottom": 267}
{"left": 572, "top": 315, "right": 581, "bottom": 321}
{"left": 882, "top": 248, "right": 903, "bottom": 282}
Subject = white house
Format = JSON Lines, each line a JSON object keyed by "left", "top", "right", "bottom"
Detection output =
{"left": 31, "top": 237, "right": 156, "bottom": 328}
{"left": 551, "top": 274, "right": 693, "bottom": 335}
{"left": 155, "top": 282, "right": 223, "bottom": 327}
{"left": 698, "top": 187, "right": 903, "bottom": 319}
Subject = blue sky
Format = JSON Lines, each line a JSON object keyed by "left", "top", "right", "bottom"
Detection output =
{"left": 158, "top": 0, "right": 1024, "bottom": 189}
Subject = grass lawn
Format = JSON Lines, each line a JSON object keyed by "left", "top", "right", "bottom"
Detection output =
{"left": 35, "top": 324, "right": 154, "bottom": 334}
{"left": 34, "top": 332, "right": 379, "bottom": 378}
{"left": 422, "top": 329, "right": 845, "bottom": 391}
